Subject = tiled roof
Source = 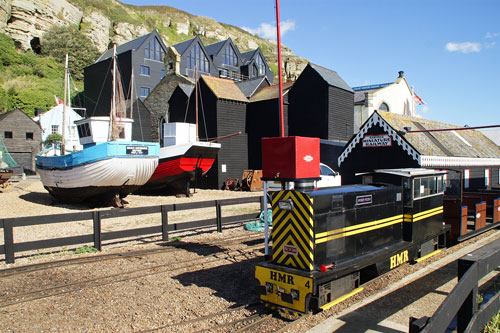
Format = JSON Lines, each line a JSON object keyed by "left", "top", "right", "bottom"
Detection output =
{"left": 379, "top": 111, "right": 500, "bottom": 158}
{"left": 249, "top": 81, "right": 295, "bottom": 102}
{"left": 201, "top": 75, "right": 248, "bottom": 102}
{"left": 479, "top": 129, "right": 500, "bottom": 146}
{"left": 236, "top": 77, "right": 269, "bottom": 98}
{"left": 309, "top": 63, "right": 353, "bottom": 93}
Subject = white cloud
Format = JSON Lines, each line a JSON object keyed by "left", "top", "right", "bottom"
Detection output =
{"left": 242, "top": 19, "right": 296, "bottom": 39}
{"left": 445, "top": 42, "right": 481, "bottom": 53}
{"left": 485, "top": 32, "right": 500, "bottom": 39}
{"left": 485, "top": 41, "right": 496, "bottom": 49}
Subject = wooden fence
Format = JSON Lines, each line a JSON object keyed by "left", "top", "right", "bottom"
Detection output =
{"left": 409, "top": 238, "right": 500, "bottom": 332}
{"left": 1, "top": 196, "right": 265, "bottom": 264}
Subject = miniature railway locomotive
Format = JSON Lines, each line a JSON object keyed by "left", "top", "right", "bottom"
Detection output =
{"left": 255, "top": 168, "right": 450, "bottom": 314}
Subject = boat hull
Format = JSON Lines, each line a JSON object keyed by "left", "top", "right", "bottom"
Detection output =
{"left": 36, "top": 141, "right": 159, "bottom": 204}
{"left": 140, "top": 141, "right": 220, "bottom": 193}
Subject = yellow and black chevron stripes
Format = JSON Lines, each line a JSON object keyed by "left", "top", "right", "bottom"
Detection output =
{"left": 315, "top": 214, "right": 403, "bottom": 244}
{"left": 272, "top": 190, "right": 314, "bottom": 271}
{"left": 403, "top": 206, "right": 443, "bottom": 223}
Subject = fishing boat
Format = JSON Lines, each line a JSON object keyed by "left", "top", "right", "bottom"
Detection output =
{"left": 36, "top": 51, "right": 159, "bottom": 206}
{"left": 140, "top": 122, "right": 220, "bottom": 195}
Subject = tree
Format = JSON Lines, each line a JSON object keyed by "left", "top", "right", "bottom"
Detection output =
{"left": 40, "top": 25, "right": 100, "bottom": 81}
{"left": 44, "top": 133, "right": 63, "bottom": 147}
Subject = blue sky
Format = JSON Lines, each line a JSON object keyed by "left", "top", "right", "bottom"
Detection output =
{"left": 121, "top": 0, "right": 500, "bottom": 127}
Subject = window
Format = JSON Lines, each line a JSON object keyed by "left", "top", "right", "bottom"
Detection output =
{"left": 187, "top": 43, "right": 209, "bottom": 73}
{"left": 379, "top": 102, "right": 389, "bottom": 111}
{"left": 485, "top": 169, "right": 490, "bottom": 187}
{"left": 464, "top": 169, "right": 470, "bottom": 189}
{"left": 51, "top": 125, "right": 59, "bottom": 134}
{"left": 255, "top": 54, "right": 265, "bottom": 76}
{"left": 140, "top": 87, "right": 150, "bottom": 98}
{"left": 223, "top": 44, "right": 238, "bottom": 66}
{"left": 144, "top": 37, "right": 165, "bottom": 62}
{"left": 413, "top": 176, "right": 444, "bottom": 200}
{"left": 4, "top": 131, "right": 12, "bottom": 139}
{"left": 346, "top": 124, "right": 351, "bottom": 138}
{"left": 252, "top": 64, "right": 258, "bottom": 77}
{"left": 161, "top": 69, "right": 165, "bottom": 78}
{"left": 140, "top": 65, "right": 150, "bottom": 76}
{"left": 26, "top": 132, "right": 33, "bottom": 140}
{"left": 77, "top": 123, "right": 91, "bottom": 138}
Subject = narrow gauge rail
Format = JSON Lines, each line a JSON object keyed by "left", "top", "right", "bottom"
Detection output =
{"left": 0, "top": 240, "right": 264, "bottom": 309}
{"left": 0, "top": 231, "right": 263, "bottom": 278}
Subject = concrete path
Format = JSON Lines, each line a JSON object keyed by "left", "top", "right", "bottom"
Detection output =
{"left": 307, "top": 230, "right": 500, "bottom": 333}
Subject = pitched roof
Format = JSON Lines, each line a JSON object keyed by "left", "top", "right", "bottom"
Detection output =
{"left": 479, "top": 129, "right": 500, "bottom": 146}
{"left": 352, "top": 83, "right": 393, "bottom": 105}
{"left": 97, "top": 30, "right": 162, "bottom": 63}
{"left": 205, "top": 39, "right": 226, "bottom": 56}
{"left": 201, "top": 75, "right": 248, "bottom": 102}
{"left": 241, "top": 49, "right": 259, "bottom": 64}
{"left": 172, "top": 37, "right": 197, "bottom": 56}
{"left": 236, "top": 77, "right": 270, "bottom": 98}
{"left": 308, "top": 63, "right": 353, "bottom": 93}
{"left": 339, "top": 111, "right": 500, "bottom": 167}
{"left": 178, "top": 83, "right": 194, "bottom": 96}
{"left": 249, "top": 81, "right": 295, "bottom": 102}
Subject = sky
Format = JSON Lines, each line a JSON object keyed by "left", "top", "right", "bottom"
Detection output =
{"left": 121, "top": 0, "right": 500, "bottom": 127}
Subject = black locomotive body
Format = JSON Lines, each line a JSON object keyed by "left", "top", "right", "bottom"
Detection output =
{"left": 255, "top": 168, "right": 449, "bottom": 314}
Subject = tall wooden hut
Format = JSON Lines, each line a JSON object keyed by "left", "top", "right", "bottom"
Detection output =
{"left": 288, "top": 63, "right": 354, "bottom": 142}
{"left": 169, "top": 75, "right": 249, "bottom": 189}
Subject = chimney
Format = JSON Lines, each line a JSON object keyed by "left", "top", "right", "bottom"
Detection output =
{"left": 398, "top": 71, "right": 404, "bottom": 78}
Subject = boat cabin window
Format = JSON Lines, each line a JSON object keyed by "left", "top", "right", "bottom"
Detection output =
{"left": 77, "top": 123, "right": 91, "bottom": 138}
{"left": 413, "top": 175, "right": 445, "bottom": 200}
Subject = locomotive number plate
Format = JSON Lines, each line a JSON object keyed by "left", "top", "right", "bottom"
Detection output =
{"left": 126, "top": 146, "right": 148, "bottom": 155}
{"left": 283, "top": 244, "right": 298, "bottom": 256}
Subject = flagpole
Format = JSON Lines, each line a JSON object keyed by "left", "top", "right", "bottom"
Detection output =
{"left": 61, "top": 54, "right": 68, "bottom": 155}
{"left": 276, "top": 0, "right": 285, "bottom": 137}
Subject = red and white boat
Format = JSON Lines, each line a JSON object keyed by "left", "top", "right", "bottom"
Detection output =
{"left": 140, "top": 122, "right": 220, "bottom": 194}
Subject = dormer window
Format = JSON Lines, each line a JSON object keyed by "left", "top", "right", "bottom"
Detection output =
{"left": 144, "top": 37, "right": 165, "bottom": 62}
{"left": 379, "top": 102, "right": 389, "bottom": 111}
{"left": 187, "top": 43, "right": 209, "bottom": 73}
{"left": 223, "top": 44, "right": 238, "bottom": 66}
{"left": 255, "top": 54, "right": 265, "bottom": 76}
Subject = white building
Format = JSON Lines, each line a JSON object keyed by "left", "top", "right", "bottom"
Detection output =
{"left": 33, "top": 104, "right": 83, "bottom": 152}
{"left": 353, "top": 71, "right": 418, "bottom": 132}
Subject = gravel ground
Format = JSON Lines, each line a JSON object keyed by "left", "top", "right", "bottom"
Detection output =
{"left": 1, "top": 179, "right": 499, "bottom": 332}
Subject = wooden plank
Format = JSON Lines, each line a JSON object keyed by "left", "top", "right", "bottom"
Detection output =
{"left": 93, "top": 211, "right": 101, "bottom": 251}
{"left": 173, "top": 201, "right": 216, "bottom": 210}
{"left": 101, "top": 226, "right": 162, "bottom": 241}
{"left": 14, "top": 235, "right": 94, "bottom": 252}
{"left": 166, "top": 219, "right": 216, "bottom": 232}
{"left": 219, "top": 196, "right": 262, "bottom": 206}
{"left": 161, "top": 205, "right": 168, "bottom": 241}
{"left": 222, "top": 213, "right": 259, "bottom": 224}
{"left": 3, "top": 219, "right": 14, "bottom": 264}
{"left": 6, "top": 211, "right": 93, "bottom": 227}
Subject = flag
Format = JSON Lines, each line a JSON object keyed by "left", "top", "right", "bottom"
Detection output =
{"left": 54, "top": 95, "right": 63, "bottom": 105}
{"left": 414, "top": 93, "right": 426, "bottom": 105}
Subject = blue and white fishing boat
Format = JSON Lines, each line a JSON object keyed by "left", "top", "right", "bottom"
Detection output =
{"left": 36, "top": 51, "right": 159, "bottom": 206}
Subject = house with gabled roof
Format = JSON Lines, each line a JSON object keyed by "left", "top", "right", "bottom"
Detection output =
{"left": 338, "top": 110, "right": 500, "bottom": 190}
{"left": 83, "top": 30, "right": 167, "bottom": 141}
{"left": 168, "top": 75, "right": 249, "bottom": 188}
{"left": 0, "top": 109, "right": 41, "bottom": 174}
{"left": 236, "top": 76, "right": 271, "bottom": 98}
{"left": 240, "top": 48, "right": 274, "bottom": 83}
{"left": 205, "top": 37, "right": 245, "bottom": 81}
{"left": 352, "top": 71, "right": 417, "bottom": 132}
{"left": 288, "top": 63, "right": 354, "bottom": 142}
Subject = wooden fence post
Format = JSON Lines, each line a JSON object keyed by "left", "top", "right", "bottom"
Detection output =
{"left": 93, "top": 211, "right": 101, "bottom": 251}
{"left": 161, "top": 205, "right": 169, "bottom": 241}
{"left": 457, "top": 260, "right": 478, "bottom": 333}
{"left": 3, "top": 219, "right": 15, "bottom": 264}
{"left": 216, "top": 201, "right": 222, "bottom": 233}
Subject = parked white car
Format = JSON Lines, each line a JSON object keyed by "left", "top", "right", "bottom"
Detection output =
{"left": 267, "top": 163, "right": 341, "bottom": 191}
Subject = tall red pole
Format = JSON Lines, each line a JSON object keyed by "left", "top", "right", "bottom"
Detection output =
{"left": 276, "top": 0, "right": 285, "bottom": 137}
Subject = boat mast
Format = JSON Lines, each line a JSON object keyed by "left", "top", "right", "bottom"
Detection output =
{"left": 61, "top": 54, "right": 68, "bottom": 154}
{"left": 130, "top": 67, "right": 134, "bottom": 119}
{"left": 109, "top": 46, "right": 117, "bottom": 141}
{"left": 276, "top": 0, "right": 285, "bottom": 137}
{"left": 195, "top": 65, "right": 199, "bottom": 140}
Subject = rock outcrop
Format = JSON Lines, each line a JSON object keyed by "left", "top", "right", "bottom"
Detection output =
{"left": 0, "top": 0, "right": 308, "bottom": 79}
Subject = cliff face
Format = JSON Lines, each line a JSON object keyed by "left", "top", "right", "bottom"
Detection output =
{"left": 0, "top": 0, "right": 308, "bottom": 81}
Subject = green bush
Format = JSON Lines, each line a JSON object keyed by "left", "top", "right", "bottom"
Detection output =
{"left": 40, "top": 25, "right": 100, "bottom": 81}
{"left": 44, "top": 133, "right": 63, "bottom": 146}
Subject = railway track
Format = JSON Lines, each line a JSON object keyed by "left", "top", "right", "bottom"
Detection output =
{"left": 0, "top": 233, "right": 264, "bottom": 278}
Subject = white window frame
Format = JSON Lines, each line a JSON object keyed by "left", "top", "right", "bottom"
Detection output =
{"left": 485, "top": 168, "right": 490, "bottom": 187}
{"left": 464, "top": 169, "right": 470, "bottom": 189}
